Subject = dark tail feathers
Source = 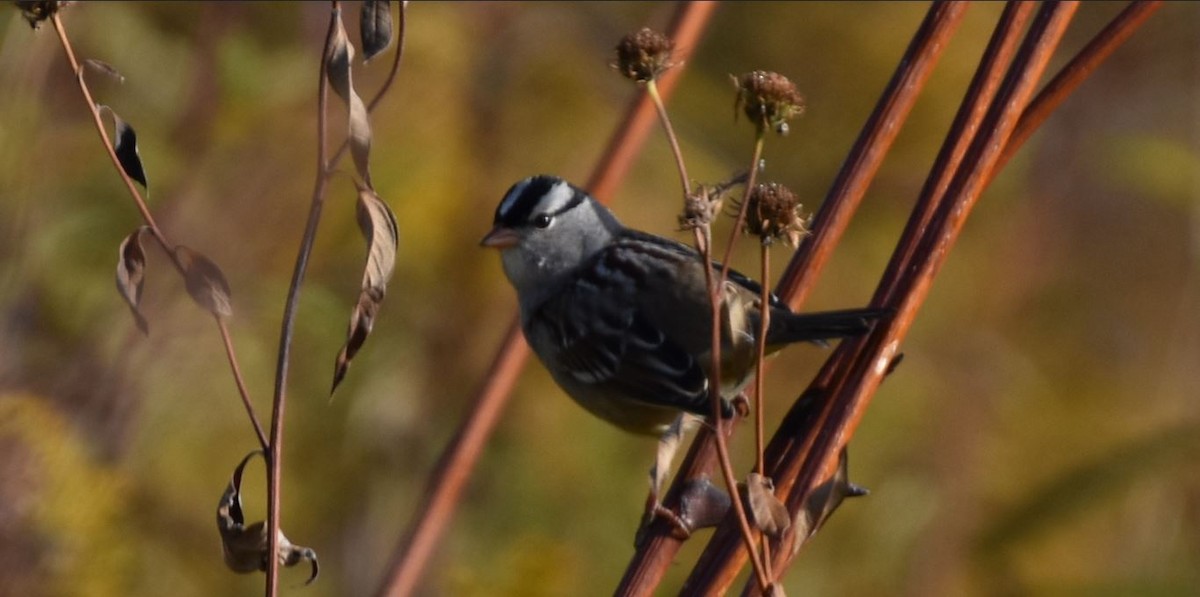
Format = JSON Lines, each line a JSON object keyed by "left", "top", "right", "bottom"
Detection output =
{"left": 765, "top": 307, "right": 886, "bottom": 347}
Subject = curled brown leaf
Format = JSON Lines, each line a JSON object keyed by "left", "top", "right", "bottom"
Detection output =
{"left": 115, "top": 225, "right": 150, "bottom": 334}
{"left": 217, "top": 451, "right": 319, "bottom": 584}
{"left": 174, "top": 245, "right": 233, "bottom": 319}
{"left": 741, "top": 472, "right": 791, "bottom": 539}
{"left": 325, "top": 12, "right": 373, "bottom": 185}
{"left": 331, "top": 187, "right": 398, "bottom": 394}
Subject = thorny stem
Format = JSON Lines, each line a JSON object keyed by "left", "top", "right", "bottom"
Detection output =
{"left": 644, "top": 61, "right": 771, "bottom": 593}
{"left": 49, "top": 13, "right": 268, "bottom": 449}
{"left": 266, "top": 2, "right": 340, "bottom": 594}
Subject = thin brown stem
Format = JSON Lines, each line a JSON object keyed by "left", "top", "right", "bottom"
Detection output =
{"left": 754, "top": 243, "right": 770, "bottom": 476}
{"left": 754, "top": 240, "right": 773, "bottom": 581}
{"left": 50, "top": 14, "right": 164, "bottom": 247}
{"left": 693, "top": 226, "right": 771, "bottom": 594}
{"left": 219, "top": 318, "right": 269, "bottom": 451}
{"left": 266, "top": 3, "right": 340, "bottom": 594}
{"left": 49, "top": 12, "right": 268, "bottom": 450}
{"left": 645, "top": 81, "right": 692, "bottom": 196}
{"left": 718, "top": 133, "right": 765, "bottom": 284}
{"left": 645, "top": 57, "right": 767, "bottom": 589}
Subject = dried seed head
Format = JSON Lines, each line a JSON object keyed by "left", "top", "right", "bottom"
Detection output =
{"left": 613, "top": 28, "right": 676, "bottom": 84}
{"left": 736, "top": 182, "right": 810, "bottom": 247}
{"left": 733, "top": 71, "right": 806, "bottom": 135}
{"left": 15, "top": 0, "right": 62, "bottom": 28}
{"left": 679, "top": 184, "right": 724, "bottom": 231}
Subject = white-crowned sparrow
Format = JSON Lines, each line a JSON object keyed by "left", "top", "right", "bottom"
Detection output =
{"left": 481, "top": 175, "right": 880, "bottom": 436}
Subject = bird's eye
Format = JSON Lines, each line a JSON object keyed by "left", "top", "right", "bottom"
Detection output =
{"left": 533, "top": 214, "right": 553, "bottom": 229}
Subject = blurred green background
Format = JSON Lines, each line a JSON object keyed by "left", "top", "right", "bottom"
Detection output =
{"left": 1, "top": 2, "right": 1198, "bottom": 595}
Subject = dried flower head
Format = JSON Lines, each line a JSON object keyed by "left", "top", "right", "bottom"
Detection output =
{"left": 679, "top": 184, "right": 724, "bottom": 231}
{"left": 734, "top": 182, "right": 810, "bottom": 246}
{"left": 613, "top": 28, "right": 676, "bottom": 83}
{"left": 733, "top": 71, "right": 806, "bottom": 135}
{"left": 15, "top": 0, "right": 62, "bottom": 28}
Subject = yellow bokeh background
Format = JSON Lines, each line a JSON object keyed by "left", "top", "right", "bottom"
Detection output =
{"left": 1, "top": 2, "right": 1198, "bottom": 595}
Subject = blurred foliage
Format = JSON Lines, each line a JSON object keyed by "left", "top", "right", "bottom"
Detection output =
{"left": 1, "top": 2, "right": 1198, "bottom": 595}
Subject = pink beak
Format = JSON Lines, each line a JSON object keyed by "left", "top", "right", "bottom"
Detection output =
{"left": 479, "top": 226, "right": 520, "bottom": 249}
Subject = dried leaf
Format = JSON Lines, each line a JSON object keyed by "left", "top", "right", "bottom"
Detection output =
{"left": 97, "top": 105, "right": 148, "bottom": 189}
{"left": 115, "top": 226, "right": 150, "bottom": 334}
{"left": 325, "top": 14, "right": 373, "bottom": 184}
{"left": 331, "top": 187, "right": 398, "bottom": 394}
{"left": 174, "top": 245, "right": 233, "bottom": 318}
{"left": 217, "top": 451, "right": 319, "bottom": 585}
{"left": 359, "top": 0, "right": 392, "bottom": 62}
{"left": 791, "top": 448, "right": 869, "bottom": 555}
{"left": 83, "top": 59, "right": 125, "bottom": 83}
{"left": 741, "top": 472, "right": 791, "bottom": 539}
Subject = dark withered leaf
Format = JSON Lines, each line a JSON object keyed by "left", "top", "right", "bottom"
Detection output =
{"left": 325, "top": 14, "right": 373, "bottom": 185}
{"left": 16, "top": 1, "right": 59, "bottom": 29}
{"left": 174, "top": 245, "right": 233, "bottom": 318}
{"left": 331, "top": 187, "right": 398, "bottom": 394}
{"left": 741, "top": 472, "right": 791, "bottom": 539}
{"left": 217, "top": 451, "right": 319, "bottom": 585}
{"left": 359, "top": 0, "right": 392, "bottom": 62}
{"left": 115, "top": 226, "right": 150, "bottom": 334}
{"left": 97, "top": 105, "right": 148, "bottom": 189}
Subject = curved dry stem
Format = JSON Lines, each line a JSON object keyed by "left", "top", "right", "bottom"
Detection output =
{"left": 694, "top": 224, "right": 772, "bottom": 593}
{"left": 717, "top": 132, "right": 765, "bottom": 285}
{"left": 219, "top": 318, "right": 269, "bottom": 451}
{"left": 645, "top": 81, "right": 692, "bottom": 197}
{"left": 49, "top": 13, "right": 268, "bottom": 451}
{"left": 265, "top": 2, "right": 341, "bottom": 594}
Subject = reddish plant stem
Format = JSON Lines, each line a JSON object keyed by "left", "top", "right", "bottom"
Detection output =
{"left": 266, "top": 3, "right": 340, "bottom": 594}
{"left": 773, "top": 2, "right": 969, "bottom": 310}
{"left": 992, "top": 0, "right": 1162, "bottom": 177}
{"left": 672, "top": 2, "right": 971, "bottom": 593}
{"left": 765, "top": 1, "right": 1081, "bottom": 586}
{"left": 374, "top": 4, "right": 718, "bottom": 596}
